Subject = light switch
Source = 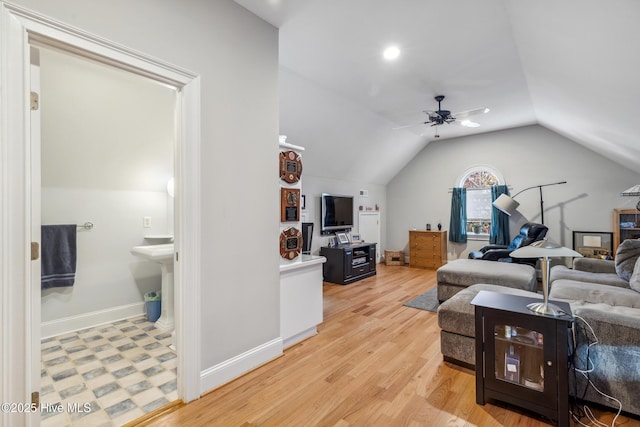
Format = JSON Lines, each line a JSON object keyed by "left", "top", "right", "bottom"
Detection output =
{"left": 143, "top": 217, "right": 151, "bottom": 228}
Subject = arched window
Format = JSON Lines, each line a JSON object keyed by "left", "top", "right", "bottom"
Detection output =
{"left": 459, "top": 167, "right": 503, "bottom": 238}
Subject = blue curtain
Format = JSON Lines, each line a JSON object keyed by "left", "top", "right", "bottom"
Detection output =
{"left": 490, "top": 185, "right": 510, "bottom": 245}
{"left": 449, "top": 187, "right": 467, "bottom": 243}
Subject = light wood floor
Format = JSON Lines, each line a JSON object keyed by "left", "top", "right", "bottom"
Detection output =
{"left": 141, "top": 264, "right": 638, "bottom": 427}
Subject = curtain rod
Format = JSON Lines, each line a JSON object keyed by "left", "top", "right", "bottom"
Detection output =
{"left": 447, "top": 185, "right": 513, "bottom": 193}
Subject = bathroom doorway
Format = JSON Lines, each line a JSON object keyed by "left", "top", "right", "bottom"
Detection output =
{"left": 1, "top": 8, "right": 201, "bottom": 424}
{"left": 36, "top": 45, "right": 180, "bottom": 425}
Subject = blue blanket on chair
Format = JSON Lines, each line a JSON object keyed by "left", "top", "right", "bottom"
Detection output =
{"left": 41, "top": 224, "right": 77, "bottom": 289}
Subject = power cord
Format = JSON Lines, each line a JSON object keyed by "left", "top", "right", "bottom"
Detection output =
{"left": 569, "top": 314, "right": 623, "bottom": 427}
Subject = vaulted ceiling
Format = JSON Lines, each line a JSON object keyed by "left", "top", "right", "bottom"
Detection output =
{"left": 235, "top": 0, "right": 640, "bottom": 184}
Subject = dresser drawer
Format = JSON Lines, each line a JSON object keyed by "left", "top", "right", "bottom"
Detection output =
{"left": 410, "top": 245, "right": 442, "bottom": 254}
{"left": 411, "top": 258, "right": 442, "bottom": 269}
{"left": 411, "top": 249, "right": 439, "bottom": 258}
{"left": 412, "top": 234, "right": 441, "bottom": 245}
{"left": 410, "top": 254, "right": 442, "bottom": 265}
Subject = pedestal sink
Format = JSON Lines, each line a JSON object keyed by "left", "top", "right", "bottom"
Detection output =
{"left": 131, "top": 244, "right": 175, "bottom": 341}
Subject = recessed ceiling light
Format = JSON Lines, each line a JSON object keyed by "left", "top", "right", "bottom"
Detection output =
{"left": 483, "top": 108, "right": 490, "bottom": 114}
{"left": 461, "top": 120, "right": 480, "bottom": 128}
{"left": 383, "top": 46, "right": 400, "bottom": 60}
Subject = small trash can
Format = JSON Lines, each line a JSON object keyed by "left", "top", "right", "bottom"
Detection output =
{"left": 144, "top": 291, "right": 161, "bottom": 322}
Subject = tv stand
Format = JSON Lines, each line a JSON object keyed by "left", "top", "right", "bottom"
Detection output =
{"left": 320, "top": 243, "right": 376, "bottom": 285}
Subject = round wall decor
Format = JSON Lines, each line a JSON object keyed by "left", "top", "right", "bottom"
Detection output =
{"left": 279, "top": 226, "right": 302, "bottom": 260}
{"left": 279, "top": 150, "right": 302, "bottom": 183}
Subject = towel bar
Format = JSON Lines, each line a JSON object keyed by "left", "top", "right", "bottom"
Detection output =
{"left": 77, "top": 221, "right": 93, "bottom": 230}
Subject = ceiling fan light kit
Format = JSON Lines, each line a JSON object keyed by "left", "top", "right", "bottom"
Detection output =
{"left": 461, "top": 120, "right": 480, "bottom": 128}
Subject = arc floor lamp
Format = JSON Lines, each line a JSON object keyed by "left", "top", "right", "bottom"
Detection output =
{"left": 492, "top": 181, "right": 567, "bottom": 224}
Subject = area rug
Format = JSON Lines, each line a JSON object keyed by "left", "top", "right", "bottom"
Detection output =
{"left": 403, "top": 287, "right": 439, "bottom": 312}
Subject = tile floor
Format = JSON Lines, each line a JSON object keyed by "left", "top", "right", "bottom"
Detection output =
{"left": 40, "top": 316, "right": 178, "bottom": 426}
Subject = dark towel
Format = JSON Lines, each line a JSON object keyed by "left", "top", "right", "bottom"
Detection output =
{"left": 41, "top": 224, "right": 77, "bottom": 289}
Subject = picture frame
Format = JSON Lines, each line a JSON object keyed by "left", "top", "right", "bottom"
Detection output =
{"left": 280, "top": 188, "right": 300, "bottom": 222}
{"left": 336, "top": 232, "right": 350, "bottom": 245}
{"left": 572, "top": 231, "right": 613, "bottom": 259}
{"left": 351, "top": 233, "right": 361, "bottom": 243}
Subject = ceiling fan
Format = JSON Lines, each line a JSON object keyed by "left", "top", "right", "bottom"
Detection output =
{"left": 393, "top": 95, "right": 489, "bottom": 130}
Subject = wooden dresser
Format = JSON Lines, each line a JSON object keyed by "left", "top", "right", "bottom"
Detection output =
{"left": 409, "top": 230, "right": 448, "bottom": 269}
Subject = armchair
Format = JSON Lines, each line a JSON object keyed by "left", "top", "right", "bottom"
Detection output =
{"left": 468, "top": 222, "right": 548, "bottom": 266}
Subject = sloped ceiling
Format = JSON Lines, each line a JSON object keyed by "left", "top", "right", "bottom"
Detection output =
{"left": 235, "top": 0, "right": 640, "bottom": 184}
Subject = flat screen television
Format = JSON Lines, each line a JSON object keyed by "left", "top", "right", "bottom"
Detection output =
{"left": 321, "top": 193, "right": 354, "bottom": 234}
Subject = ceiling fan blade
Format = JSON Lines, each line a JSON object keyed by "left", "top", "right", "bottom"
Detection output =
{"left": 392, "top": 122, "right": 426, "bottom": 130}
{"left": 423, "top": 110, "right": 439, "bottom": 119}
{"left": 452, "top": 107, "right": 489, "bottom": 119}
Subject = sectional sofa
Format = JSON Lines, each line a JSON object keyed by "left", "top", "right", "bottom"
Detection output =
{"left": 437, "top": 246, "right": 640, "bottom": 417}
{"left": 548, "top": 256, "right": 640, "bottom": 417}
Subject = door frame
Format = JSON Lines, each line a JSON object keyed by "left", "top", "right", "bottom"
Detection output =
{"left": 358, "top": 211, "right": 381, "bottom": 262}
{"left": 0, "top": 3, "right": 202, "bottom": 424}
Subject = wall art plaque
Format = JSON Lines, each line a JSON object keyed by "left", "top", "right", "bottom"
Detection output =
{"left": 279, "top": 226, "right": 302, "bottom": 260}
{"left": 279, "top": 150, "right": 302, "bottom": 183}
{"left": 280, "top": 188, "right": 300, "bottom": 222}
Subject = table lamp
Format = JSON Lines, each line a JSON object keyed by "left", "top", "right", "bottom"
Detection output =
{"left": 510, "top": 239, "right": 582, "bottom": 316}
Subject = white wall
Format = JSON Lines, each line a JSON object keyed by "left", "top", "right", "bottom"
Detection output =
{"left": 39, "top": 48, "right": 175, "bottom": 324}
{"left": 281, "top": 66, "right": 417, "bottom": 259}
{"left": 279, "top": 67, "right": 427, "bottom": 186}
{"left": 387, "top": 125, "right": 640, "bottom": 260}
{"left": 41, "top": 189, "right": 168, "bottom": 321}
{"left": 302, "top": 175, "right": 386, "bottom": 255}
{"left": 13, "top": 0, "right": 280, "bottom": 385}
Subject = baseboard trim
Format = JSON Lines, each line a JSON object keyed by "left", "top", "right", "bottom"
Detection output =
{"left": 200, "top": 337, "right": 283, "bottom": 395}
{"left": 41, "top": 302, "right": 145, "bottom": 339}
{"left": 283, "top": 327, "right": 317, "bottom": 349}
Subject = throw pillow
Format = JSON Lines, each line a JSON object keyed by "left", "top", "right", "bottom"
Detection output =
{"left": 630, "top": 256, "right": 640, "bottom": 292}
{"left": 615, "top": 238, "right": 640, "bottom": 281}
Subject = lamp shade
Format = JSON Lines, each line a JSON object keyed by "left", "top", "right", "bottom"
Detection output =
{"left": 492, "top": 193, "right": 520, "bottom": 216}
{"left": 510, "top": 239, "right": 582, "bottom": 258}
{"left": 621, "top": 185, "right": 640, "bottom": 196}
{"left": 621, "top": 184, "right": 640, "bottom": 210}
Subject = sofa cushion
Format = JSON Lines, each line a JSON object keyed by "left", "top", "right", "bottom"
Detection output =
{"left": 437, "top": 259, "right": 537, "bottom": 290}
{"left": 440, "top": 331, "right": 476, "bottom": 366}
{"left": 569, "top": 301, "right": 640, "bottom": 417}
{"left": 614, "top": 238, "right": 640, "bottom": 281}
{"left": 550, "top": 265, "right": 630, "bottom": 289}
{"left": 572, "top": 257, "right": 616, "bottom": 274}
{"left": 437, "top": 283, "right": 541, "bottom": 338}
{"left": 549, "top": 279, "right": 640, "bottom": 309}
{"left": 630, "top": 256, "right": 640, "bottom": 293}
{"left": 570, "top": 301, "right": 640, "bottom": 345}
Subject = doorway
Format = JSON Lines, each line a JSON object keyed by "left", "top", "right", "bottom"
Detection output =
{"left": 358, "top": 211, "right": 381, "bottom": 262}
{"left": 36, "top": 46, "right": 179, "bottom": 425}
{"left": 0, "top": 5, "right": 202, "bottom": 425}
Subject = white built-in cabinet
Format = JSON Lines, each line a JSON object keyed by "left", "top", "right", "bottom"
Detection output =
{"left": 278, "top": 140, "right": 326, "bottom": 348}
{"left": 280, "top": 256, "right": 325, "bottom": 348}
